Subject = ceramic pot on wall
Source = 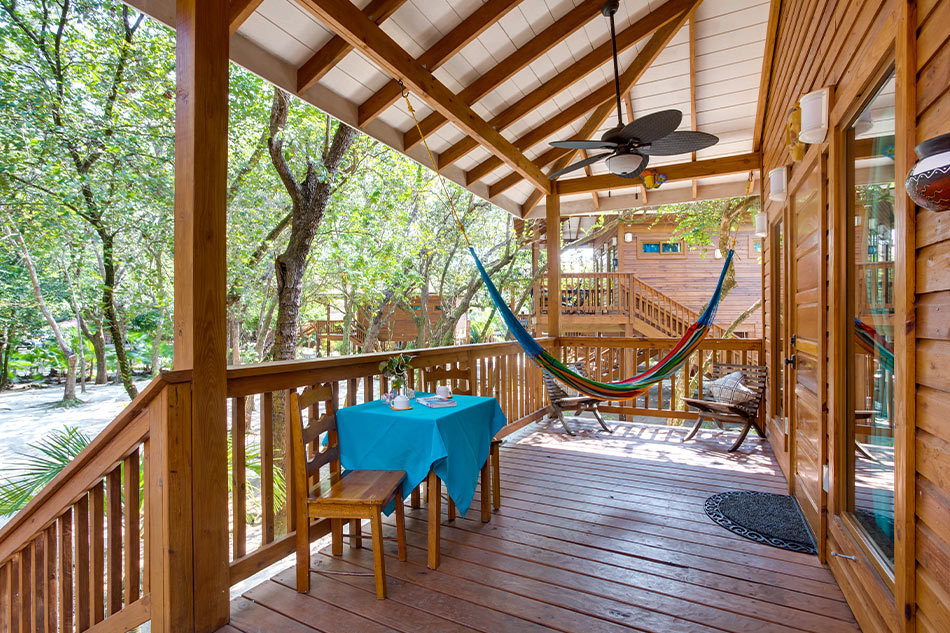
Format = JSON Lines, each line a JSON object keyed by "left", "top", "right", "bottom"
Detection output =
{"left": 906, "top": 133, "right": 950, "bottom": 212}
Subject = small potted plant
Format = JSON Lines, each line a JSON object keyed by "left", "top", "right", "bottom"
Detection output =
{"left": 379, "top": 353, "right": 414, "bottom": 401}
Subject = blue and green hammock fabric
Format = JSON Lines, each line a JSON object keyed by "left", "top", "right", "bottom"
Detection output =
{"left": 470, "top": 247, "right": 734, "bottom": 402}
{"left": 855, "top": 318, "right": 894, "bottom": 374}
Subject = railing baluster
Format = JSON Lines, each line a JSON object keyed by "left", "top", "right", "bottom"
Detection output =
{"left": 75, "top": 494, "right": 90, "bottom": 631}
{"left": 231, "top": 398, "right": 246, "bottom": 561}
{"left": 123, "top": 448, "right": 140, "bottom": 606}
{"left": 90, "top": 482, "right": 104, "bottom": 625}
{"left": 106, "top": 467, "right": 122, "bottom": 616}
{"left": 32, "top": 535, "right": 43, "bottom": 633}
{"left": 261, "top": 392, "right": 274, "bottom": 545}
{"left": 18, "top": 544, "right": 30, "bottom": 633}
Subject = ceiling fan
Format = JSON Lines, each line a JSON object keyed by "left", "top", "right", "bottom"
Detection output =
{"left": 548, "top": 0, "right": 719, "bottom": 180}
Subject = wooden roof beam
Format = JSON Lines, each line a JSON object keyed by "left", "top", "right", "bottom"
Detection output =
{"left": 296, "top": 0, "right": 407, "bottom": 93}
{"left": 752, "top": 0, "right": 781, "bottom": 151}
{"left": 356, "top": 0, "right": 524, "bottom": 127}
{"left": 295, "top": 0, "right": 551, "bottom": 194}
{"left": 402, "top": 0, "right": 606, "bottom": 152}
{"left": 229, "top": 0, "right": 266, "bottom": 34}
{"left": 505, "top": 1, "right": 700, "bottom": 215}
{"left": 435, "top": 0, "right": 693, "bottom": 170}
{"left": 553, "top": 152, "right": 760, "bottom": 195}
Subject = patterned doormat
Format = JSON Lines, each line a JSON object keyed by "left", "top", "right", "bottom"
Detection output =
{"left": 704, "top": 490, "right": 817, "bottom": 555}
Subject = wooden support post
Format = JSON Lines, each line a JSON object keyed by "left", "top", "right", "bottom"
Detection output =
{"left": 545, "top": 194, "right": 561, "bottom": 338}
{"left": 171, "top": 0, "right": 230, "bottom": 631}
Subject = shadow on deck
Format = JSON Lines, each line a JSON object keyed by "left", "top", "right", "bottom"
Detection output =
{"left": 219, "top": 419, "right": 860, "bottom": 633}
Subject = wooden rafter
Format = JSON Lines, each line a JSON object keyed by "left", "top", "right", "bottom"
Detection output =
{"left": 229, "top": 0, "right": 265, "bottom": 34}
{"left": 435, "top": 0, "right": 693, "bottom": 171}
{"left": 752, "top": 0, "right": 781, "bottom": 152}
{"left": 554, "top": 152, "right": 759, "bottom": 195}
{"left": 514, "top": 2, "right": 698, "bottom": 215}
{"left": 296, "top": 0, "right": 407, "bottom": 93}
{"left": 402, "top": 0, "right": 606, "bottom": 151}
{"left": 295, "top": 0, "right": 551, "bottom": 193}
{"left": 356, "top": 0, "right": 522, "bottom": 127}
{"left": 688, "top": 15, "right": 698, "bottom": 199}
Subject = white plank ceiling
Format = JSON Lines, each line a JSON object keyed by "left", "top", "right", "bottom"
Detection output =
{"left": 126, "top": 0, "right": 770, "bottom": 217}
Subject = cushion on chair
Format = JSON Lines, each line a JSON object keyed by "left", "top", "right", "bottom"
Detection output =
{"left": 705, "top": 371, "right": 757, "bottom": 405}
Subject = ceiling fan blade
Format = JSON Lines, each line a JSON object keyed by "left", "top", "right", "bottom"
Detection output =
{"left": 617, "top": 110, "right": 683, "bottom": 144}
{"left": 549, "top": 152, "right": 613, "bottom": 179}
{"left": 639, "top": 131, "right": 720, "bottom": 155}
{"left": 612, "top": 153, "right": 649, "bottom": 179}
{"left": 549, "top": 139, "right": 618, "bottom": 150}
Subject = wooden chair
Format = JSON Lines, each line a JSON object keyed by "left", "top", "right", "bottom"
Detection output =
{"left": 682, "top": 363, "right": 767, "bottom": 451}
{"left": 541, "top": 363, "right": 613, "bottom": 436}
{"left": 422, "top": 364, "right": 501, "bottom": 518}
{"left": 289, "top": 383, "right": 407, "bottom": 598}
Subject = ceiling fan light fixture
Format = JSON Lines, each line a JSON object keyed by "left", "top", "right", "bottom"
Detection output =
{"left": 606, "top": 153, "right": 643, "bottom": 176}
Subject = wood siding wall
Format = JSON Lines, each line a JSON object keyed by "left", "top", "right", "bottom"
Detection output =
{"left": 761, "top": 1, "right": 950, "bottom": 633}
{"left": 595, "top": 223, "right": 763, "bottom": 336}
{"left": 913, "top": 2, "right": 950, "bottom": 633}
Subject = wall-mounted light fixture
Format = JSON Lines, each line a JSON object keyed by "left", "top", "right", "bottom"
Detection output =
{"left": 768, "top": 166, "right": 788, "bottom": 202}
{"left": 754, "top": 211, "right": 768, "bottom": 237}
{"left": 610, "top": 236, "right": 617, "bottom": 246}
{"left": 799, "top": 87, "right": 830, "bottom": 144}
{"left": 714, "top": 249, "right": 723, "bottom": 260}
{"left": 624, "top": 232, "right": 634, "bottom": 243}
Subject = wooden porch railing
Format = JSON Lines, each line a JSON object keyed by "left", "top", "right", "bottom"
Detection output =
{"left": 0, "top": 370, "right": 192, "bottom": 633}
{"left": 856, "top": 261, "right": 894, "bottom": 315}
{"left": 558, "top": 336, "right": 763, "bottom": 420}
{"left": 224, "top": 338, "right": 552, "bottom": 586}
{"left": 537, "top": 272, "right": 727, "bottom": 337}
{"left": 0, "top": 334, "right": 765, "bottom": 632}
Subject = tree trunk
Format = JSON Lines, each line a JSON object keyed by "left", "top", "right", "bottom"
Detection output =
{"left": 266, "top": 87, "right": 357, "bottom": 534}
{"left": 0, "top": 327, "right": 9, "bottom": 391}
{"left": 91, "top": 330, "right": 107, "bottom": 384}
{"left": 97, "top": 229, "right": 137, "bottom": 398}
{"left": 8, "top": 225, "right": 78, "bottom": 403}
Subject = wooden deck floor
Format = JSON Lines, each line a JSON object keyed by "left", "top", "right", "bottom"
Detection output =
{"left": 220, "top": 418, "right": 861, "bottom": 633}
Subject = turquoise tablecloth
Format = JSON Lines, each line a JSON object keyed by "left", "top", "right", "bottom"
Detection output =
{"left": 336, "top": 394, "right": 506, "bottom": 516}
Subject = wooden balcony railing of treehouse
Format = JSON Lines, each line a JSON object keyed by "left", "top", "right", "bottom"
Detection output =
{"left": 0, "top": 335, "right": 761, "bottom": 632}
{"left": 300, "top": 319, "right": 367, "bottom": 349}
{"left": 536, "top": 273, "right": 727, "bottom": 338}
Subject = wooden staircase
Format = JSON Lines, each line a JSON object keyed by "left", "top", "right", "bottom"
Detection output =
{"left": 535, "top": 272, "right": 726, "bottom": 338}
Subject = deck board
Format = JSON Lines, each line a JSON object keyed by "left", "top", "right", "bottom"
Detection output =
{"left": 223, "top": 419, "right": 860, "bottom": 633}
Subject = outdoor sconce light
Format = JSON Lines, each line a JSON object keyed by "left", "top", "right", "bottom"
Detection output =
{"left": 754, "top": 212, "right": 768, "bottom": 237}
{"left": 768, "top": 166, "right": 787, "bottom": 202}
{"left": 624, "top": 232, "right": 634, "bottom": 243}
{"left": 798, "top": 87, "right": 830, "bottom": 145}
{"left": 714, "top": 249, "right": 723, "bottom": 259}
{"left": 906, "top": 133, "right": 950, "bottom": 212}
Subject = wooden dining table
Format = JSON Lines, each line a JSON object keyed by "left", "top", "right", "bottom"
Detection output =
{"left": 335, "top": 393, "right": 506, "bottom": 568}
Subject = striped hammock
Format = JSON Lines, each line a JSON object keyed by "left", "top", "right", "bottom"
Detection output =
{"left": 854, "top": 318, "right": 894, "bottom": 373}
{"left": 471, "top": 247, "right": 734, "bottom": 401}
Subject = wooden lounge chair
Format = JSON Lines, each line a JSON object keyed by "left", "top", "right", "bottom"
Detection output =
{"left": 289, "top": 383, "right": 407, "bottom": 598}
{"left": 542, "top": 363, "right": 613, "bottom": 436}
{"left": 422, "top": 364, "right": 499, "bottom": 518}
{"left": 682, "top": 363, "right": 767, "bottom": 451}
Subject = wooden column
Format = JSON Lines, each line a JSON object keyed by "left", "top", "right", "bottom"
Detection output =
{"left": 171, "top": 0, "right": 230, "bottom": 631}
{"left": 531, "top": 238, "right": 540, "bottom": 335}
{"left": 892, "top": 2, "right": 916, "bottom": 630}
{"left": 545, "top": 194, "right": 561, "bottom": 338}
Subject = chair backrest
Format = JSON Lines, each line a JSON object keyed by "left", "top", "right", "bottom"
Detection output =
{"left": 289, "top": 383, "right": 340, "bottom": 500}
{"left": 706, "top": 363, "right": 767, "bottom": 414}
{"left": 542, "top": 362, "right": 587, "bottom": 403}
{"left": 423, "top": 364, "right": 474, "bottom": 395}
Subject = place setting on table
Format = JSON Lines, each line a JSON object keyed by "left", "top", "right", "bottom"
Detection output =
{"left": 334, "top": 361, "right": 506, "bottom": 571}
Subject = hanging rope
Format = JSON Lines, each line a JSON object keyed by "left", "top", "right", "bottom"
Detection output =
{"left": 400, "top": 82, "right": 472, "bottom": 248}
